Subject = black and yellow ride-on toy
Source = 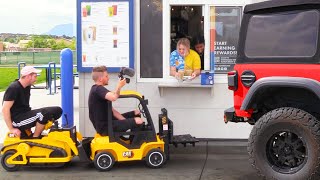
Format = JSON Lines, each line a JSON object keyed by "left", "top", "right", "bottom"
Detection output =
{"left": 0, "top": 118, "right": 83, "bottom": 171}
{"left": 88, "top": 90, "right": 198, "bottom": 171}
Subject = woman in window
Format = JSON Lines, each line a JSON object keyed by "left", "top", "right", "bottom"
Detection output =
{"left": 170, "top": 38, "right": 201, "bottom": 80}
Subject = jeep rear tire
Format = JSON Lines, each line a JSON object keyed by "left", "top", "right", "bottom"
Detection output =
{"left": 248, "top": 107, "right": 320, "bottom": 180}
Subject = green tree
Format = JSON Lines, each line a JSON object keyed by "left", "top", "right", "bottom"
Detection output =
{"left": 2, "top": 43, "right": 6, "bottom": 51}
{"left": 69, "top": 39, "right": 76, "bottom": 50}
{"left": 8, "top": 38, "right": 15, "bottom": 43}
{"left": 25, "top": 35, "right": 76, "bottom": 50}
{"left": 55, "top": 41, "right": 67, "bottom": 50}
{"left": 47, "top": 39, "right": 57, "bottom": 49}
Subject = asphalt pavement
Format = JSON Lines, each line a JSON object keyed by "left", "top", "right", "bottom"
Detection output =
{"left": 0, "top": 141, "right": 262, "bottom": 180}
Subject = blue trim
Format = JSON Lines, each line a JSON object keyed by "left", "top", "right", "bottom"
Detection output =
{"left": 210, "top": 52, "right": 215, "bottom": 71}
{"left": 76, "top": 0, "right": 134, "bottom": 73}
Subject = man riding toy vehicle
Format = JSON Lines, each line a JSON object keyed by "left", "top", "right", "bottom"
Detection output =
{"left": 1, "top": 68, "right": 198, "bottom": 171}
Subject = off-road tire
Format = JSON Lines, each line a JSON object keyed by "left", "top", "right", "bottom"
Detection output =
{"left": 248, "top": 107, "right": 320, "bottom": 180}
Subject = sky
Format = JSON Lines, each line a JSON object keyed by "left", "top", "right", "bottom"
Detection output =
{"left": 0, "top": 0, "right": 75, "bottom": 34}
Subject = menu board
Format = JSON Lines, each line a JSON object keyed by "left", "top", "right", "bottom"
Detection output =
{"left": 77, "top": 0, "right": 133, "bottom": 72}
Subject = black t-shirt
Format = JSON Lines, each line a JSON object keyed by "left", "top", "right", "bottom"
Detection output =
{"left": 2, "top": 80, "right": 31, "bottom": 118}
{"left": 88, "top": 85, "right": 111, "bottom": 135}
{"left": 200, "top": 53, "right": 204, "bottom": 70}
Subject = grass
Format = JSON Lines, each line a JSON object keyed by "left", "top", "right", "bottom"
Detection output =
{"left": 0, "top": 67, "right": 47, "bottom": 92}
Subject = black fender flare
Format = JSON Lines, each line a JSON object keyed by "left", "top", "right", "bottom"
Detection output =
{"left": 240, "top": 77, "right": 320, "bottom": 110}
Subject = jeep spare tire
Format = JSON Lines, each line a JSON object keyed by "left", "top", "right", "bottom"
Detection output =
{"left": 248, "top": 107, "right": 320, "bottom": 180}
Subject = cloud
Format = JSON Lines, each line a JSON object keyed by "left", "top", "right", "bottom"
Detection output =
{"left": 0, "top": 0, "right": 75, "bottom": 34}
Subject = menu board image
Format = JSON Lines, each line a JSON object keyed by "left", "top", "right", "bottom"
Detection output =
{"left": 77, "top": 0, "right": 133, "bottom": 72}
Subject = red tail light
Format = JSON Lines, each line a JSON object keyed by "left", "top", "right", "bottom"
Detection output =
{"left": 227, "top": 71, "right": 238, "bottom": 91}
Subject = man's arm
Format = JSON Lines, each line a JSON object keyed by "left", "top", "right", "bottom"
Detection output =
{"left": 2, "top": 101, "right": 21, "bottom": 136}
{"left": 190, "top": 52, "right": 201, "bottom": 79}
{"left": 192, "top": 69, "right": 201, "bottom": 76}
{"left": 105, "top": 78, "right": 126, "bottom": 101}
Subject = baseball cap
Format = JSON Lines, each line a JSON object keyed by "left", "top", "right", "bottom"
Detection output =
{"left": 21, "top": 66, "right": 42, "bottom": 77}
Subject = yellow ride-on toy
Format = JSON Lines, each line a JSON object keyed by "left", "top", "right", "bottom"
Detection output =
{"left": 0, "top": 119, "right": 83, "bottom": 171}
{"left": 1, "top": 91, "right": 198, "bottom": 171}
{"left": 85, "top": 90, "right": 198, "bottom": 171}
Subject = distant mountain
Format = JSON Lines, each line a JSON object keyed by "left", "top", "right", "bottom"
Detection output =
{"left": 44, "top": 23, "right": 74, "bottom": 37}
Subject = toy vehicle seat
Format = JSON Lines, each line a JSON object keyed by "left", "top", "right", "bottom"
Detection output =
{"left": 19, "top": 119, "right": 57, "bottom": 139}
{"left": 20, "top": 128, "right": 32, "bottom": 138}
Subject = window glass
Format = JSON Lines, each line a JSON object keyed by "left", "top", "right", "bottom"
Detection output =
{"left": 170, "top": 5, "right": 204, "bottom": 72}
{"left": 245, "top": 10, "right": 319, "bottom": 58}
{"left": 210, "top": 7, "right": 241, "bottom": 74}
{"left": 140, "top": 0, "right": 163, "bottom": 78}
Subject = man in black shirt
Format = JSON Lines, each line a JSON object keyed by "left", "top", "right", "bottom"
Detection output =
{"left": 2, "top": 66, "right": 62, "bottom": 137}
{"left": 88, "top": 66, "right": 143, "bottom": 136}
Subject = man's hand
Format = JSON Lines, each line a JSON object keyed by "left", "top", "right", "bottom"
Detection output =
{"left": 118, "top": 77, "right": 127, "bottom": 88}
{"left": 113, "top": 78, "right": 127, "bottom": 99}
{"left": 134, "top": 109, "right": 141, "bottom": 116}
{"left": 190, "top": 72, "right": 197, "bottom": 80}
{"left": 10, "top": 128, "right": 21, "bottom": 137}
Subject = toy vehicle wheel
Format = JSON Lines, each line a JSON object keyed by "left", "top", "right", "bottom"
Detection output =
{"left": 248, "top": 107, "right": 320, "bottom": 179}
{"left": 49, "top": 150, "right": 68, "bottom": 167}
{"left": 145, "top": 149, "right": 166, "bottom": 168}
{"left": 93, "top": 152, "right": 115, "bottom": 171}
{"left": 1, "top": 150, "right": 21, "bottom": 172}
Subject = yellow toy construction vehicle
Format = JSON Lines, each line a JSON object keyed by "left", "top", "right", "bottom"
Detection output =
{"left": 0, "top": 119, "right": 83, "bottom": 171}
{"left": 1, "top": 91, "right": 198, "bottom": 171}
{"left": 89, "top": 91, "right": 165, "bottom": 171}
{"left": 87, "top": 90, "right": 198, "bottom": 171}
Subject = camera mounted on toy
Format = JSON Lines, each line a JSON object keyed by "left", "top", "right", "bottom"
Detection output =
{"left": 118, "top": 67, "right": 135, "bottom": 83}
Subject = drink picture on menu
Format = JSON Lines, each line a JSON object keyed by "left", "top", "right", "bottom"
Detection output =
{"left": 113, "top": 26, "right": 117, "bottom": 35}
{"left": 82, "top": 5, "right": 91, "bottom": 17}
{"left": 83, "top": 26, "right": 96, "bottom": 44}
{"left": 108, "top": 5, "right": 117, "bottom": 16}
{"left": 113, "top": 39, "right": 118, "bottom": 48}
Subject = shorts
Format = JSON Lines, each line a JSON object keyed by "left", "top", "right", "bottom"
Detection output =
{"left": 12, "top": 106, "right": 62, "bottom": 130}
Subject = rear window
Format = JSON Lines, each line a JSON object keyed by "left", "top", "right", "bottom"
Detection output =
{"left": 245, "top": 10, "right": 319, "bottom": 58}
